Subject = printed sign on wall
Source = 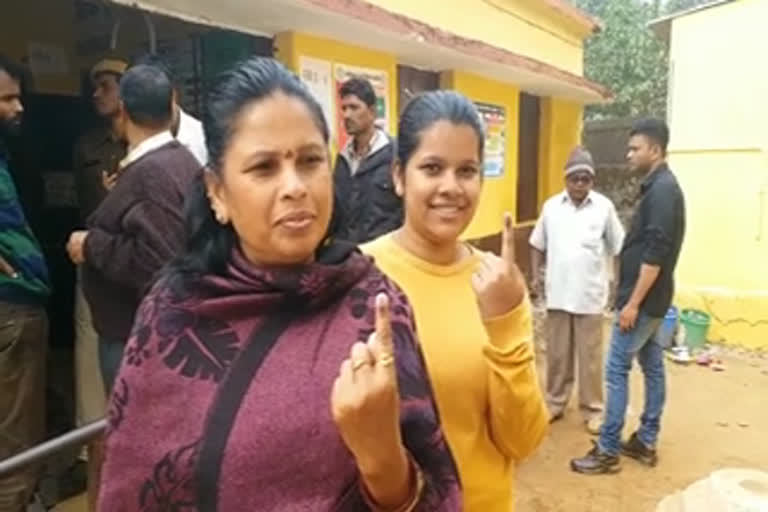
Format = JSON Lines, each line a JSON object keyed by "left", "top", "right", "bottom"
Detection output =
{"left": 475, "top": 102, "right": 506, "bottom": 178}
{"left": 299, "top": 56, "right": 335, "bottom": 144}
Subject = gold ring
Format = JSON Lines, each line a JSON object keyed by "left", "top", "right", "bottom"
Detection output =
{"left": 351, "top": 358, "right": 370, "bottom": 371}
{"left": 378, "top": 355, "right": 395, "bottom": 368}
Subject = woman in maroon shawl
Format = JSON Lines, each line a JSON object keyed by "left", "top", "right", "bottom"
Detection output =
{"left": 97, "top": 58, "right": 461, "bottom": 511}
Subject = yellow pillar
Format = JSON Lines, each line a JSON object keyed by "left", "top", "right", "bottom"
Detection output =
{"left": 538, "top": 98, "right": 583, "bottom": 209}
{"left": 440, "top": 70, "right": 520, "bottom": 238}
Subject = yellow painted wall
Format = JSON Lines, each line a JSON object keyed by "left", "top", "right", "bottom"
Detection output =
{"left": 0, "top": 0, "right": 79, "bottom": 95}
{"left": 439, "top": 71, "right": 519, "bottom": 239}
{"left": 538, "top": 97, "right": 583, "bottom": 208}
{"left": 365, "top": 0, "right": 586, "bottom": 75}
{"left": 275, "top": 31, "right": 398, "bottom": 155}
{"left": 669, "top": 151, "right": 768, "bottom": 349}
{"left": 675, "top": 288, "right": 768, "bottom": 352}
{"left": 667, "top": 0, "right": 768, "bottom": 152}
{"left": 666, "top": 0, "right": 768, "bottom": 348}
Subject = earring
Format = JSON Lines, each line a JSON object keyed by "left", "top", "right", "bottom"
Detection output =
{"left": 213, "top": 210, "right": 228, "bottom": 224}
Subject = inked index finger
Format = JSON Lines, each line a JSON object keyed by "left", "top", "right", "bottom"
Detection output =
{"left": 374, "top": 293, "right": 394, "bottom": 358}
{"left": 500, "top": 211, "right": 516, "bottom": 270}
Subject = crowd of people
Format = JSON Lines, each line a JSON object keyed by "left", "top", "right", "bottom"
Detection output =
{"left": 0, "top": 52, "right": 684, "bottom": 511}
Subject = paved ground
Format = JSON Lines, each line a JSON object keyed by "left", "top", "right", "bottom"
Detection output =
{"left": 516, "top": 345, "right": 768, "bottom": 511}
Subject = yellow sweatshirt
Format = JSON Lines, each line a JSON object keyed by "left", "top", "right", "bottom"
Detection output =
{"left": 362, "top": 234, "right": 549, "bottom": 512}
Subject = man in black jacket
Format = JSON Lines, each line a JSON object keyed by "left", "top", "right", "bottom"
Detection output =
{"left": 333, "top": 78, "right": 401, "bottom": 243}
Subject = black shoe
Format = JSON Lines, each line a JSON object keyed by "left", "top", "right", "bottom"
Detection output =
{"left": 621, "top": 432, "right": 658, "bottom": 467}
{"left": 570, "top": 443, "right": 621, "bottom": 475}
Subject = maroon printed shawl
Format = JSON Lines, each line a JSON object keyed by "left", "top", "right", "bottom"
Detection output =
{"left": 98, "top": 243, "right": 461, "bottom": 511}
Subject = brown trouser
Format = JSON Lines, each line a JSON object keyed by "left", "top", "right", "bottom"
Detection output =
{"left": 0, "top": 302, "right": 48, "bottom": 512}
{"left": 546, "top": 310, "right": 603, "bottom": 421}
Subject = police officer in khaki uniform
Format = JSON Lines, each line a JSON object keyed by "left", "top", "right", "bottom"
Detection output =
{"left": 71, "top": 57, "right": 127, "bottom": 511}
{"left": 73, "top": 58, "right": 128, "bottom": 220}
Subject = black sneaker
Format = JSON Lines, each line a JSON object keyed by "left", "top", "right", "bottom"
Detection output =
{"left": 570, "top": 443, "right": 621, "bottom": 475}
{"left": 621, "top": 432, "right": 658, "bottom": 467}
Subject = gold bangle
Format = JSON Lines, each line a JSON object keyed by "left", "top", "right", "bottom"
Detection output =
{"left": 359, "top": 454, "right": 425, "bottom": 512}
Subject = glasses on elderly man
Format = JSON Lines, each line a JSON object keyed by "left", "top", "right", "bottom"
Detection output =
{"left": 567, "top": 173, "right": 593, "bottom": 185}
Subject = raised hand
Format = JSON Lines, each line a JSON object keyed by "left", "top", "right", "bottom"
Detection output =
{"left": 471, "top": 212, "right": 527, "bottom": 320}
{"left": 331, "top": 293, "right": 404, "bottom": 474}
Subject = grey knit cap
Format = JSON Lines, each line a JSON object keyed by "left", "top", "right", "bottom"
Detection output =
{"left": 564, "top": 146, "right": 595, "bottom": 176}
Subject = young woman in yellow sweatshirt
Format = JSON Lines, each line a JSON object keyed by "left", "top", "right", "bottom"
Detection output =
{"left": 362, "top": 91, "right": 549, "bottom": 511}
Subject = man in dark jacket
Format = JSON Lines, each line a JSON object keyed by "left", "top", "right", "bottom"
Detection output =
{"left": 66, "top": 64, "right": 200, "bottom": 390}
{"left": 333, "top": 78, "right": 401, "bottom": 243}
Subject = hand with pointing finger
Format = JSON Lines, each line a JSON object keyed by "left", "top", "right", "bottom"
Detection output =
{"left": 0, "top": 255, "right": 18, "bottom": 279}
{"left": 331, "top": 293, "right": 413, "bottom": 508}
{"left": 102, "top": 170, "right": 119, "bottom": 191}
{"left": 471, "top": 212, "right": 527, "bottom": 320}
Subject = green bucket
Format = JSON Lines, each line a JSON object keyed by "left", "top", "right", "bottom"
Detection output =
{"left": 679, "top": 309, "right": 711, "bottom": 349}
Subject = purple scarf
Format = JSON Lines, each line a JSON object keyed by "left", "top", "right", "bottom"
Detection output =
{"left": 98, "top": 244, "right": 461, "bottom": 511}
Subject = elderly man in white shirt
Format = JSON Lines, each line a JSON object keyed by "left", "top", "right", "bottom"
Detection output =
{"left": 530, "top": 146, "right": 625, "bottom": 435}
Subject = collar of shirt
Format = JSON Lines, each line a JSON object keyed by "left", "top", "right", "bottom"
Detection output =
{"left": 641, "top": 162, "right": 670, "bottom": 193}
{"left": 343, "top": 128, "right": 387, "bottom": 163}
{"left": 560, "top": 189, "right": 594, "bottom": 208}
{"left": 175, "top": 108, "right": 208, "bottom": 166}
{"left": 119, "top": 131, "right": 174, "bottom": 170}
{"left": 177, "top": 109, "right": 194, "bottom": 139}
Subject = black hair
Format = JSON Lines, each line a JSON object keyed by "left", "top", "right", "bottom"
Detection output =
{"left": 131, "top": 53, "right": 174, "bottom": 85}
{"left": 168, "top": 57, "right": 331, "bottom": 280}
{"left": 339, "top": 77, "right": 376, "bottom": 109}
{"left": 0, "top": 55, "right": 24, "bottom": 84}
{"left": 630, "top": 118, "right": 669, "bottom": 156}
{"left": 397, "top": 90, "right": 485, "bottom": 167}
{"left": 119, "top": 64, "right": 173, "bottom": 128}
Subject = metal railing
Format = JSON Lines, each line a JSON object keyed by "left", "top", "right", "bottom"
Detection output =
{"left": 0, "top": 419, "right": 107, "bottom": 479}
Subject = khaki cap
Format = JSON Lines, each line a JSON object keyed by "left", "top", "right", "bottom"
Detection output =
{"left": 90, "top": 58, "right": 128, "bottom": 81}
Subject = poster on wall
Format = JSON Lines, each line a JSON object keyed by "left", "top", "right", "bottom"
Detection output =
{"left": 475, "top": 102, "right": 506, "bottom": 178}
{"left": 27, "top": 42, "right": 70, "bottom": 76}
{"left": 299, "top": 56, "right": 335, "bottom": 144}
{"left": 333, "top": 63, "right": 389, "bottom": 150}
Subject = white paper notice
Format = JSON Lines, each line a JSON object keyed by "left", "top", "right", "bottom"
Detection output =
{"left": 299, "top": 56, "right": 335, "bottom": 143}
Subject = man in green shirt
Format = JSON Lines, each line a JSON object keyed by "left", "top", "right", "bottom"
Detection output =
{"left": 0, "top": 54, "right": 50, "bottom": 512}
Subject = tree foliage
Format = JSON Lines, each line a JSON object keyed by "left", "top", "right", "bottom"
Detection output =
{"left": 574, "top": 0, "right": 712, "bottom": 120}
{"left": 663, "top": 0, "right": 714, "bottom": 15}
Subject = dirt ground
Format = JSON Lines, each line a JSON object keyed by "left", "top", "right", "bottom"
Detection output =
{"left": 516, "top": 341, "right": 768, "bottom": 512}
